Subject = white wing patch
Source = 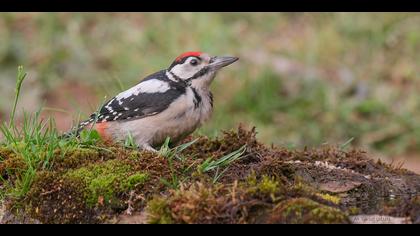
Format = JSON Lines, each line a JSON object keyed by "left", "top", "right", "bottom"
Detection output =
{"left": 116, "top": 79, "right": 170, "bottom": 100}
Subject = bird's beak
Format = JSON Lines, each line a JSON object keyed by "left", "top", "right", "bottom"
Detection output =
{"left": 208, "top": 56, "right": 239, "bottom": 71}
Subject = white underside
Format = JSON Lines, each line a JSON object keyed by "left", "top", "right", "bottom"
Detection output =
{"left": 105, "top": 87, "right": 213, "bottom": 149}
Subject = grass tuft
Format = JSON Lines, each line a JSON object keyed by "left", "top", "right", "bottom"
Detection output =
{"left": 0, "top": 67, "right": 104, "bottom": 200}
{"left": 198, "top": 145, "right": 247, "bottom": 183}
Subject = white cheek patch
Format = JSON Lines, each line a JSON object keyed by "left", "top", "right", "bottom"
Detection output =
{"left": 116, "top": 79, "right": 170, "bottom": 100}
{"left": 171, "top": 64, "right": 202, "bottom": 80}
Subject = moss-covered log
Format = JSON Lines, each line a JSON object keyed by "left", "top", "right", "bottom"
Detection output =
{"left": 1, "top": 126, "right": 419, "bottom": 224}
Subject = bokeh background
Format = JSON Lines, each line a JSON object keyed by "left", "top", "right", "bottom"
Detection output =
{"left": 0, "top": 13, "right": 419, "bottom": 173}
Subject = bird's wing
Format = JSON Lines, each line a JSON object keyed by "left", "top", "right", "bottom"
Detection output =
{"left": 81, "top": 70, "right": 187, "bottom": 126}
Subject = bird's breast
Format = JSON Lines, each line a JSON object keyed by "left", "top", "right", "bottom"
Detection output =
{"left": 150, "top": 87, "right": 213, "bottom": 144}
{"left": 167, "top": 87, "right": 212, "bottom": 126}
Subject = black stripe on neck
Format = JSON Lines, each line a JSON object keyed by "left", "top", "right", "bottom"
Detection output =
{"left": 168, "top": 71, "right": 182, "bottom": 82}
{"left": 168, "top": 70, "right": 191, "bottom": 87}
{"left": 185, "top": 67, "right": 210, "bottom": 84}
{"left": 191, "top": 87, "right": 202, "bottom": 109}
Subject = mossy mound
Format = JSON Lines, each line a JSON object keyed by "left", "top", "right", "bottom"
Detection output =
{"left": 1, "top": 126, "right": 420, "bottom": 224}
{"left": 267, "top": 198, "right": 349, "bottom": 224}
{"left": 146, "top": 176, "right": 286, "bottom": 224}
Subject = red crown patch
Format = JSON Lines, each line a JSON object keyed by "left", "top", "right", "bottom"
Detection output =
{"left": 175, "top": 51, "right": 202, "bottom": 62}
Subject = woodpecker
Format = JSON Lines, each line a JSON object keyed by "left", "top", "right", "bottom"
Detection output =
{"left": 68, "top": 52, "right": 238, "bottom": 152}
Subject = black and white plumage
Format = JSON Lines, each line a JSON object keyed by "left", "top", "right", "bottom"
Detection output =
{"left": 70, "top": 52, "right": 238, "bottom": 152}
{"left": 83, "top": 70, "right": 188, "bottom": 124}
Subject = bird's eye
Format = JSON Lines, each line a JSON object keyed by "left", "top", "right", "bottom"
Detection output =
{"left": 190, "top": 59, "right": 198, "bottom": 66}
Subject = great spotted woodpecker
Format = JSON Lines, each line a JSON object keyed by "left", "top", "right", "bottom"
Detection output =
{"left": 68, "top": 52, "right": 238, "bottom": 152}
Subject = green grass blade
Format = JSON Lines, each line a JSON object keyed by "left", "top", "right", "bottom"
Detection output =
{"left": 9, "top": 66, "right": 27, "bottom": 128}
{"left": 340, "top": 137, "right": 355, "bottom": 150}
{"left": 175, "top": 138, "right": 199, "bottom": 153}
{"left": 199, "top": 145, "right": 247, "bottom": 173}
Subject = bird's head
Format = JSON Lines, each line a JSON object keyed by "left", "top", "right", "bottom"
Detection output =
{"left": 167, "top": 51, "right": 238, "bottom": 89}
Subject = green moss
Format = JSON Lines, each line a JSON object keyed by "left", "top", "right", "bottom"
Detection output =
{"left": 258, "top": 176, "right": 280, "bottom": 195}
{"left": 290, "top": 182, "right": 314, "bottom": 195}
{"left": 128, "top": 151, "right": 142, "bottom": 161}
{"left": 146, "top": 197, "right": 173, "bottom": 224}
{"left": 316, "top": 193, "right": 341, "bottom": 205}
{"left": 22, "top": 171, "right": 98, "bottom": 224}
{"left": 0, "top": 148, "right": 27, "bottom": 181}
{"left": 347, "top": 206, "right": 360, "bottom": 215}
{"left": 64, "top": 160, "right": 148, "bottom": 207}
{"left": 146, "top": 183, "right": 227, "bottom": 224}
{"left": 268, "top": 198, "right": 349, "bottom": 224}
{"left": 246, "top": 174, "right": 282, "bottom": 198}
{"left": 0, "top": 146, "right": 14, "bottom": 159}
{"left": 53, "top": 148, "right": 104, "bottom": 170}
{"left": 121, "top": 173, "right": 149, "bottom": 190}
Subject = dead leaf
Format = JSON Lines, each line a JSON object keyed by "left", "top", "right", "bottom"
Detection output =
{"left": 98, "top": 196, "right": 104, "bottom": 206}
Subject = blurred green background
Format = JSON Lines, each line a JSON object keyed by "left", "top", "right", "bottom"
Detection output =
{"left": 0, "top": 13, "right": 419, "bottom": 172}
